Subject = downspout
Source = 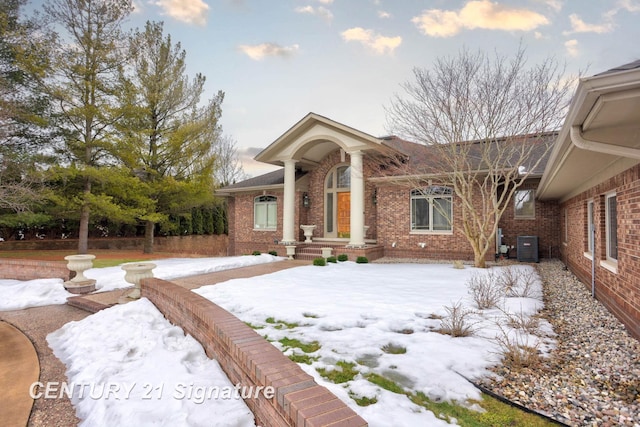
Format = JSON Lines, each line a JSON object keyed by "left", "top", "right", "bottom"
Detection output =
{"left": 591, "top": 223, "right": 595, "bottom": 298}
{"left": 570, "top": 126, "right": 640, "bottom": 160}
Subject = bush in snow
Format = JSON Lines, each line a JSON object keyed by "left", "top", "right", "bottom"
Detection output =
{"left": 438, "top": 301, "right": 476, "bottom": 337}
{"left": 313, "top": 257, "right": 326, "bottom": 266}
{"left": 467, "top": 271, "right": 503, "bottom": 310}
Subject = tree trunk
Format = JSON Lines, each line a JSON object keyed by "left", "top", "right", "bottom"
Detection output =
{"left": 143, "top": 220, "right": 155, "bottom": 254}
{"left": 77, "top": 179, "right": 91, "bottom": 254}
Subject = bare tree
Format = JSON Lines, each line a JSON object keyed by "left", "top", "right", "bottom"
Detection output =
{"left": 213, "top": 134, "right": 247, "bottom": 187}
{"left": 385, "top": 46, "right": 573, "bottom": 267}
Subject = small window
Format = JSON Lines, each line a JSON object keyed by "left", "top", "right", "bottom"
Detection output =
{"left": 587, "top": 200, "right": 594, "bottom": 254}
{"left": 605, "top": 193, "right": 617, "bottom": 261}
{"left": 254, "top": 195, "right": 277, "bottom": 230}
{"left": 410, "top": 187, "right": 453, "bottom": 232}
{"left": 515, "top": 189, "right": 535, "bottom": 219}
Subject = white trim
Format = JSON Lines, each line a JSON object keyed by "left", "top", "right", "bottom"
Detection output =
{"left": 600, "top": 259, "right": 618, "bottom": 274}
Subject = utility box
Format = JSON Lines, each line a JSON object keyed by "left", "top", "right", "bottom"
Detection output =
{"left": 517, "top": 236, "right": 539, "bottom": 263}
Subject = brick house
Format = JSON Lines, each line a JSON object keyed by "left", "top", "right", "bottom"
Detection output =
{"left": 218, "top": 60, "right": 640, "bottom": 339}
{"left": 538, "top": 59, "right": 640, "bottom": 339}
{"left": 217, "top": 113, "right": 558, "bottom": 263}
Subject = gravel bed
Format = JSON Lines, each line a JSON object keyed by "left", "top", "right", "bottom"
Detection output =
{"left": 479, "top": 259, "right": 640, "bottom": 426}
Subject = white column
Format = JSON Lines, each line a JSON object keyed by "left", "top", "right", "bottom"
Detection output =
{"left": 282, "top": 159, "right": 297, "bottom": 244}
{"left": 349, "top": 150, "right": 365, "bottom": 247}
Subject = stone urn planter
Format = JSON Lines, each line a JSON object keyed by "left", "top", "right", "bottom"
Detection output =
{"left": 63, "top": 254, "right": 96, "bottom": 294}
{"left": 119, "top": 262, "right": 156, "bottom": 302}
{"left": 300, "top": 224, "right": 316, "bottom": 243}
{"left": 321, "top": 247, "right": 333, "bottom": 258}
{"left": 285, "top": 245, "right": 296, "bottom": 260}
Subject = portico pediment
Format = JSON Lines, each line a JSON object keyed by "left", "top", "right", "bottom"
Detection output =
{"left": 254, "top": 112, "right": 389, "bottom": 169}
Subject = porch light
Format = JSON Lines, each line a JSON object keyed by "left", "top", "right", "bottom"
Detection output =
{"left": 372, "top": 189, "right": 378, "bottom": 205}
{"left": 302, "top": 193, "right": 310, "bottom": 208}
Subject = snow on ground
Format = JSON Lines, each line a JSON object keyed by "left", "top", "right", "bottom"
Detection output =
{"left": 195, "top": 262, "right": 555, "bottom": 426}
{"left": 47, "top": 298, "right": 256, "bottom": 427}
{"left": 0, "top": 254, "right": 281, "bottom": 311}
{"left": 39, "top": 258, "right": 552, "bottom": 426}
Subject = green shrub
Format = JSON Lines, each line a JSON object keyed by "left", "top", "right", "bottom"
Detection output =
{"left": 313, "top": 257, "right": 327, "bottom": 266}
{"left": 268, "top": 250, "right": 278, "bottom": 256}
{"left": 326, "top": 256, "right": 337, "bottom": 263}
{"left": 356, "top": 256, "right": 369, "bottom": 264}
{"left": 337, "top": 254, "right": 348, "bottom": 262}
{"left": 252, "top": 250, "right": 261, "bottom": 256}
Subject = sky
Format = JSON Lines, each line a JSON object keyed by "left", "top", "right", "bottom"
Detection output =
{"left": 29, "top": 0, "right": 640, "bottom": 177}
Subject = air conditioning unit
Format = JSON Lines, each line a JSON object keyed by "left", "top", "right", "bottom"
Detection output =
{"left": 517, "top": 236, "right": 539, "bottom": 263}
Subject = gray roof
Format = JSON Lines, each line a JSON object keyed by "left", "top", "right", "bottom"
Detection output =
{"left": 595, "top": 59, "right": 640, "bottom": 76}
{"left": 218, "top": 168, "right": 307, "bottom": 192}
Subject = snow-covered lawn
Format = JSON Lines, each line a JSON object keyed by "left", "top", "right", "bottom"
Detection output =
{"left": 0, "top": 254, "right": 281, "bottom": 311}
{"left": 195, "top": 262, "right": 555, "bottom": 426}
{"left": 41, "top": 259, "right": 554, "bottom": 426}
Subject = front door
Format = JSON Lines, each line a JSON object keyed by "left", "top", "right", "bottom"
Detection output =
{"left": 337, "top": 192, "right": 350, "bottom": 238}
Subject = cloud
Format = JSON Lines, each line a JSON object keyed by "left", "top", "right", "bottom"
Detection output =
{"left": 617, "top": 0, "right": 640, "bottom": 12}
{"left": 534, "top": 0, "right": 562, "bottom": 12}
{"left": 411, "top": 0, "right": 549, "bottom": 38}
{"left": 295, "top": 5, "right": 333, "bottom": 22}
{"left": 565, "top": 39, "right": 579, "bottom": 57}
{"left": 152, "top": 0, "right": 209, "bottom": 26}
{"left": 565, "top": 14, "right": 615, "bottom": 34}
{"left": 378, "top": 10, "right": 391, "bottom": 19}
{"left": 317, "top": 0, "right": 333, "bottom": 3}
{"left": 237, "top": 43, "right": 300, "bottom": 60}
{"left": 341, "top": 27, "right": 402, "bottom": 55}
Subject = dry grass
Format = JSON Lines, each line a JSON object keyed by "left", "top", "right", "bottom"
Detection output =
{"left": 437, "top": 301, "right": 477, "bottom": 337}
{"left": 467, "top": 271, "right": 503, "bottom": 310}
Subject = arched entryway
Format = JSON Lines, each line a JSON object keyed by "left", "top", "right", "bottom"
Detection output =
{"left": 325, "top": 164, "right": 351, "bottom": 238}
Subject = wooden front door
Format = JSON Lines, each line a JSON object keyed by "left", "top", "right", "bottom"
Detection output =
{"left": 337, "top": 192, "right": 350, "bottom": 238}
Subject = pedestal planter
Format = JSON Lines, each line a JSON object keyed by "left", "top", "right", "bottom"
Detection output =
{"left": 63, "top": 254, "right": 97, "bottom": 294}
{"left": 119, "top": 262, "right": 156, "bottom": 302}
{"left": 300, "top": 225, "right": 316, "bottom": 243}
{"left": 321, "top": 247, "right": 333, "bottom": 259}
{"left": 285, "top": 245, "right": 296, "bottom": 260}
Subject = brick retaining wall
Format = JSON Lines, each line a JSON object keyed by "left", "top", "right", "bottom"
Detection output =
{"left": 0, "top": 259, "right": 71, "bottom": 281}
{"left": 141, "top": 278, "right": 367, "bottom": 427}
{"left": 0, "top": 235, "right": 229, "bottom": 256}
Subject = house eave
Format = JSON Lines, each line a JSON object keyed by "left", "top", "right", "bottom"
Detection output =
{"left": 538, "top": 65, "right": 640, "bottom": 200}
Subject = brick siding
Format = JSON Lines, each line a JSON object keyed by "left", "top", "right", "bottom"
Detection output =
{"left": 559, "top": 162, "right": 640, "bottom": 340}
{"left": 0, "top": 259, "right": 71, "bottom": 281}
{"left": 0, "top": 235, "right": 229, "bottom": 256}
{"left": 141, "top": 278, "right": 367, "bottom": 427}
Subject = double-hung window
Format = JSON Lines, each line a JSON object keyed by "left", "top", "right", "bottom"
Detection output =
{"left": 605, "top": 193, "right": 617, "bottom": 262}
{"left": 410, "top": 187, "right": 453, "bottom": 232}
{"left": 254, "top": 195, "right": 277, "bottom": 230}
{"left": 514, "top": 189, "right": 535, "bottom": 219}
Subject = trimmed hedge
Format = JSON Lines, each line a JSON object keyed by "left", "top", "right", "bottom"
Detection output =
{"left": 313, "top": 257, "right": 327, "bottom": 266}
{"left": 356, "top": 256, "right": 369, "bottom": 264}
{"left": 337, "top": 254, "right": 348, "bottom": 262}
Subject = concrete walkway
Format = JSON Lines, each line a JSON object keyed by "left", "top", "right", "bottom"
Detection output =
{"left": 0, "top": 321, "right": 40, "bottom": 426}
{"left": 0, "top": 259, "right": 309, "bottom": 426}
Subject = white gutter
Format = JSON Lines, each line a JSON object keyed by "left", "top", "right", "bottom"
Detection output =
{"left": 570, "top": 126, "right": 640, "bottom": 160}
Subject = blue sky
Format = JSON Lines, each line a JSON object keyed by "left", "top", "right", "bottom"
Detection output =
{"left": 36, "top": 0, "right": 640, "bottom": 176}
